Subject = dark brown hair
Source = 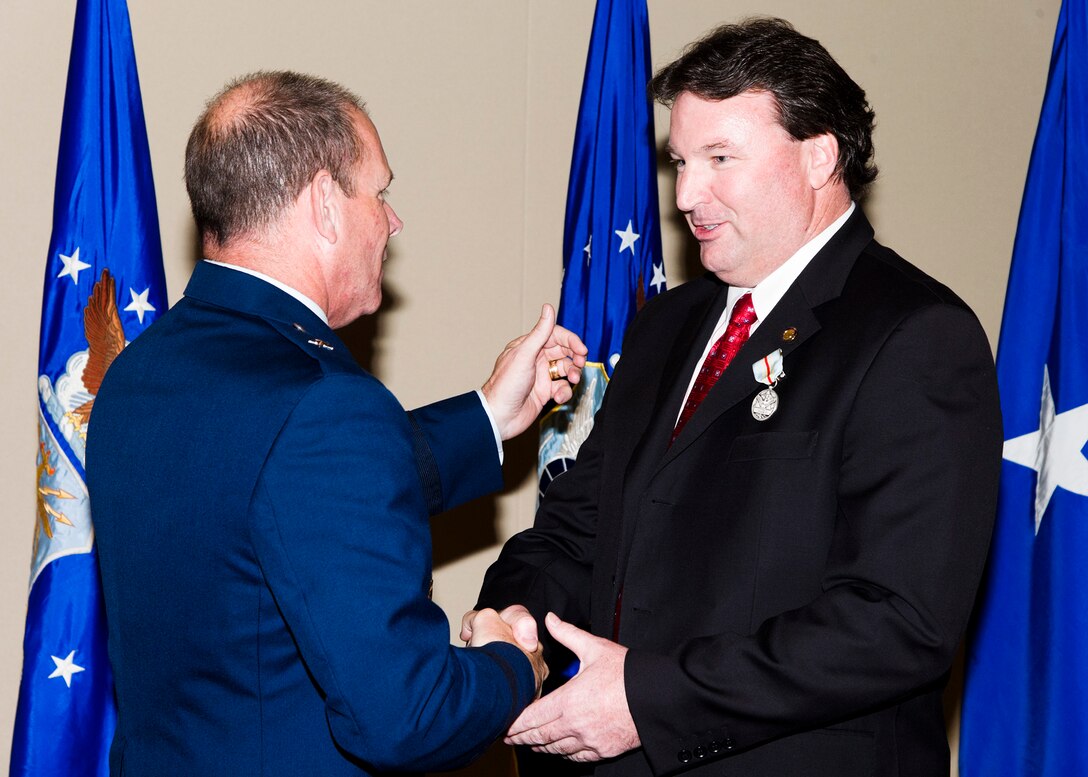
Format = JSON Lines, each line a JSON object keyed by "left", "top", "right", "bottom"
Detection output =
{"left": 650, "top": 18, "right": 877, "bottom": 199}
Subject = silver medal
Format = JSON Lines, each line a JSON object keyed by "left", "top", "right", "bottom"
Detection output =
{"left": 751, "top": 387, "right": 779, "bottom": 421}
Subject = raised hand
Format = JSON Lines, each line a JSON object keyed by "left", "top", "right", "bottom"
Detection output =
{"left": 482, "top": 304, "right": 588, "bottom": 440}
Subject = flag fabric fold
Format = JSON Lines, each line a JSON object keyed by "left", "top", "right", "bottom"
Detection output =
{"left": 11, "top": 0, "right": 166, "bottom": 774}
{"left": 960, "top": 1, "right": 1088, "bottom": 774}
{"left": 538, "top": 0, "right": 664, "bottom": 495}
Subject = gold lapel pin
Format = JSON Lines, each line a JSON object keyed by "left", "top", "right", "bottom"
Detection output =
{"left": 307, "top": 338, "right": 334, "bottom": 351}
{"left": 781, "top": 327, "right": 798, "bottom": 342}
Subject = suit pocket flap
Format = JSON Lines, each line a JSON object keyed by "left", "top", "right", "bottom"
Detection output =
{"left": 728, "top": 431, "right": 818, "bottom": 462}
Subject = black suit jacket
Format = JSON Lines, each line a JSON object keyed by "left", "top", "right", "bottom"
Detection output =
{"left": 478, "top": 210, "right": 1002, "bottom": 776}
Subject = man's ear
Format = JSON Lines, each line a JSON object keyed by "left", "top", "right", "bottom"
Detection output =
{"left": 805, "top": 132, "right": 840, "bottom": 190}
{"left": 309, "top": 170, "right": 340, "bottom": 244}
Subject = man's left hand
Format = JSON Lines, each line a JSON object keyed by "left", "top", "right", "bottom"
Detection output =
{"left": 505, "top": 613, "right": 640, "bottom": 762}
{"left": 482, "top": 304, "right": 588, "bottom": 440}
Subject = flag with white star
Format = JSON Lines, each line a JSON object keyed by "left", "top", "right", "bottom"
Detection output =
{"left": 539, "top": 0, "right": 664, "bottom": 498}
{"left": 11, "top": 0, "right": 166, "bottom": 774}
{"left": 960, "top": 1, "right": 1088, "bottom": 774}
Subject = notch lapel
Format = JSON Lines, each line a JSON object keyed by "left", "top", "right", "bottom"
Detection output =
{"left": 626, "top": 279, "right": 731, "bottom": 470}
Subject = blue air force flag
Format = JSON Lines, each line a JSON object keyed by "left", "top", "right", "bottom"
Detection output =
{"left": 538, "top": 0, "right": 664, "bottom": 497}
{"left": 10, "top": 0, "right": 167, "bottom": 774}
{"left": 959, "top": 1, "right": 1088, "bottom": 775}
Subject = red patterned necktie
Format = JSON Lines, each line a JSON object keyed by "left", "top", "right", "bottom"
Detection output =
{"left": 670, "top": 292, "right": 757, "bottom": 446}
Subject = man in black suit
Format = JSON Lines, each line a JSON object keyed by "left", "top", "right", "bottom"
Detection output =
{"left": 467, "top": 18, "right": 1002, "bottom": 776}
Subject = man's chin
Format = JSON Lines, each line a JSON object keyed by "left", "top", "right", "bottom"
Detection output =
{"left": 699, "top": 246, "right": 734, "bottom": 274}
{"left": 700, "top": 251, "right": 754, "bottom": 287}
{"left": 358, "top": 294, "right": 381, "bottom": 317}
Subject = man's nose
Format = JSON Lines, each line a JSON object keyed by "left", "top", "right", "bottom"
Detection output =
{"left": 674, "top": 167, "right": 707, "bottom": 213}
{"left": 386, "top": 203, "right": 403, "bottom": 237}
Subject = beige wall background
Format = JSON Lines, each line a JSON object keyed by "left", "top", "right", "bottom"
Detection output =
{"left": 0, "top": 1, "right": 1061, "bottom": 773}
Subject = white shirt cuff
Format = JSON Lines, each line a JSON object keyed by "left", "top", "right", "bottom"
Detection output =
{"left": 475, "top": 389, "right": 504, "bottom": 465}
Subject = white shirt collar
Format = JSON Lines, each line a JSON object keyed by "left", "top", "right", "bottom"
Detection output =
{"left": 204, "top": 259, "right": 329, "bottom": 325}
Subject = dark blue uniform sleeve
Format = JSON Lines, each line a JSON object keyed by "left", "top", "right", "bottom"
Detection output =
{"left": 250, "top": 375, "right": 532, "bottom": 772}
{"left": 408, "top": 391, "right": 503, "bottom": 515}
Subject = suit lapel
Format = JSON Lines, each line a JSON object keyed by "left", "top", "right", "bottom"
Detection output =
{"left": 642, "top": 280, "right": 732, "bottom": 451}
{"left": 612, "top": 278, "right": 728, "bottom": 582}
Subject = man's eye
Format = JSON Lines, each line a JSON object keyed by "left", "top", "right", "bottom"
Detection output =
{"left": 712, "top": 155, "right": 730, "bottom": 164}
{"left": 669, "top": 159, "right": 685, "bottom": 170}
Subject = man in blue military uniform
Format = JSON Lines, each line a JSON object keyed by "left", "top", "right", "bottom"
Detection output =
{"left": 87, "top": 71, "right": 585, "bottom": 776}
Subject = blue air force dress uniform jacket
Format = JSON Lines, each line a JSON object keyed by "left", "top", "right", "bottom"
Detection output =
{"left": 87, "top": 261, "right": 535, "bottom": 776}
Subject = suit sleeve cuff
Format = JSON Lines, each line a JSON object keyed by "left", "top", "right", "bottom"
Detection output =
{"left": 625, "top": 649, "right": 737, "bottom": 775}
{"left": 475, "top": 642, "right": 536, "bottom": 725}
{"left": 474, "top": 388, "right": 504, "bottom": 465}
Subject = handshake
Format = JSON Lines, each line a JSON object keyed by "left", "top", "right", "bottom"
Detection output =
{"left": 459, "top": 607, "right": 641, "bottom": 762}
{"left": 460, "top": 605, "right": 548, "bottom": 690}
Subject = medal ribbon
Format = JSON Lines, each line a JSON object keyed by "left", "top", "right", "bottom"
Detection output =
{"left": 752, "top": 348, "right": 785, "bottom": 386}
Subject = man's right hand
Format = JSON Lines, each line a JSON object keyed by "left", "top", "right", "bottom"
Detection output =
{"left": 481, "top": 304, "right": 588, "bottom": 440}
{"left": 462, "top": 606, "right": 548, "bottom": 697}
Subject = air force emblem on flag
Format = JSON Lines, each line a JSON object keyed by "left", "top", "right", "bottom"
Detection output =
{"left": 34, "top": 417, "right": 92, "bottom": 585}
{"left": 34, "top": 270, "right": 126, "bottom": 585}
{"left": 538, "top": 363, "right": 610, "bottom": 500}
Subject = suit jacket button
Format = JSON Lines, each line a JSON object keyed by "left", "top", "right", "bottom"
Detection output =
{"left": 725, "top": 737, "right": 736, "bottom": 750}
{"left": 693, "top": 746, "right": 706, "bottom": 759}
{"left": 677, "top": 750, "right": 692, "bottom": 763}
{"left": 708, "top": 740, "right": 722, "bottom": 754}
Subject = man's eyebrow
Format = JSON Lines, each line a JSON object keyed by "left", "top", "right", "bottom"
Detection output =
{"left": 665, "top": 140, "right": 736, "bottom": 156}
{"left": 700, "top": 140, "right": 736, "bottom": 153}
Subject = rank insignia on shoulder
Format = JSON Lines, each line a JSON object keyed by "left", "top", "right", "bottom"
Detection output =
{"left": 307, "top": 338, "right": 334, "bottom": 351}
